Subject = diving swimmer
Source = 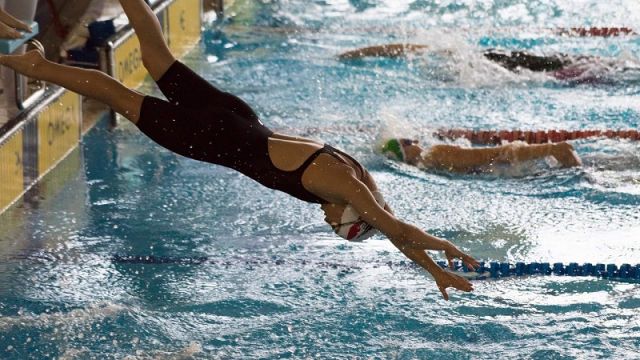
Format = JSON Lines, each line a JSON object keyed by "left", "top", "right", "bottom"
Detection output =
{"left": 0, "top": 0, "right": 480, "bottom": 300}
{"left": 381, "top": 138, "right": 582, "bottom": 174}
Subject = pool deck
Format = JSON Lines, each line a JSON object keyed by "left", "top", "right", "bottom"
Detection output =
{"left": 0, "top": 0, "right": 220, "bottom": 215}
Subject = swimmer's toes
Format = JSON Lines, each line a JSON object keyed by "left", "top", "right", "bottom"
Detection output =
{"left": 14, "top": 21, "right": 32, "bottom": 33}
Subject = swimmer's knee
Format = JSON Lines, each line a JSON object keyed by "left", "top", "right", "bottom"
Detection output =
{"left": 142, "top": 53, "right": 176, "bottom": 81}
{"left": 112, "top": 91, "right": 145, "bottom": 124}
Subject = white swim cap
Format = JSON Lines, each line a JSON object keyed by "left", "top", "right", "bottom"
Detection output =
{"left": 333, "top": 192, "right": 386, "bottom": 241}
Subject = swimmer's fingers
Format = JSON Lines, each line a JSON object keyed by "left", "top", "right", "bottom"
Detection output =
{"left": 434, "top": 270, "right": 474, "bottom": 301}
{"left": 446, "top": 253, "right": 478, "bottom": 271}
{"left": 446, "top": 255, "right": 454, "bottom": 270}
{"left": 399, "top": 247, "right": 474, "bottom": 300}
{"left": 438, "top": 285, "right": 449, "bottom": 301}
{"left": 444, "top": 245, "right": 479, "bottom": 271}
{"left": 462, "top": 255, "right": 480, "bottom": 272}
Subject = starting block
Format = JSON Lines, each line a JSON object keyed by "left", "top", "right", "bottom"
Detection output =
{"left": 0, "top": 22, "right": 39, "bottom": 55}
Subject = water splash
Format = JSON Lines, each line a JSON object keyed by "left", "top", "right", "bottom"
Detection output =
{"left": 0, "top": 302, "right": 126, "bottom": 331}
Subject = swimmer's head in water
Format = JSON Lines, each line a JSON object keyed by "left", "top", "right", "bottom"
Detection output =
{"left": 382, "top": 138, "right": 404, "bottom": 161}
{"left": 382, "top": 138, "right": 417, "bottom": 162}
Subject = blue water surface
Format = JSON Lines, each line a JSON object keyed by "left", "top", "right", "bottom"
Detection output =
{"left": 1, "top": 0, "right": 640, "bottom": 358}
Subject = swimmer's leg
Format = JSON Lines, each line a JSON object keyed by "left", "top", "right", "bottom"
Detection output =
{"left": 0, "top": 50, "right": 144, "bottom": 123}
{"left": 118, "top": 0, "right": 258, "bottom": 120}
{"left": 118, "top": 0, "right": 175, "bottom": 81}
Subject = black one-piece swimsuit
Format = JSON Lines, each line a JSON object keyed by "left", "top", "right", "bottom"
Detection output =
{"left": 136, "top": 61, "right": 364, "bottom": 204}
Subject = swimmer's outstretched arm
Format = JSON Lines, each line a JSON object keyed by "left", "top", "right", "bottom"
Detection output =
{"left": 338, "top": 44, "right": 428, "bottom": 60}
{"left": 306, "top": 165, "right": 479, "bottom": 300}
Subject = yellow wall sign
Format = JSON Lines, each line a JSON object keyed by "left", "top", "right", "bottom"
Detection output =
{"left": 166, "top": 0, "right": 202, "bottom": 58}
{"left": 113, "top": 32, "right": 147, "bottom": 89}
{"left": 37, "top": 91, "right": 82, "bottom": 176}
{"left": 0, "top": 131, "right": 24, "bottom": 212}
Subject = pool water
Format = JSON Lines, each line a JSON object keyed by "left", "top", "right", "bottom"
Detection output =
{"left": 2, "top": 0, "right": 640, "bottom": 358}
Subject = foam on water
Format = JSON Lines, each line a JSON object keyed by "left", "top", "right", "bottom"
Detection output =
{"left": 0, "top": 302, "right": 126, "bottom": 331}
{"left": 410, "top": 29, "right": 553, "bottom": 87}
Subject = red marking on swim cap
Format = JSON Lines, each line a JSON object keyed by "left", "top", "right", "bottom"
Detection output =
{"left": 347, "top": 223, "right": 361, "bottom": 240}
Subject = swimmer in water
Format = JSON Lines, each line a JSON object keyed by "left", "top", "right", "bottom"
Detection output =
{"left": 0, "top": 0, "right": 479, "bottom": 300}
{"left": 338, "top": 44, "right": 639, "bottom": 82}
{"left": 381, "top": 138, "right": 582, "bottom": 174}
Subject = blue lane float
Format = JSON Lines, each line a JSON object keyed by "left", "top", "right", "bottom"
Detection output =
{"left": 436, "top": 260, "right": 640, "bottom": 284}
{"left": 0, "top": 22, "right": 39, "bottom": 55}
{"left": 109, "top": 255, "right": 640, "bottom": 284}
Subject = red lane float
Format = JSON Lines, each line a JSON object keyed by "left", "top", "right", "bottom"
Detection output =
{"left": 557, "top": 27, "right": 636, "bottom": 37}
{"left": 436, "top": 129, "right": 640, "bottom": 145}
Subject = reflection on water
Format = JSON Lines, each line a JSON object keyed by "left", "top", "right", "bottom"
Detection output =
{"left": 1, "top": 0, "right": 640, "bottom": 358}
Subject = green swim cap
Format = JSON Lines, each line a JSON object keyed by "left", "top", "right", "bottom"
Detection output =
{"left": 382, "top": 138, "right": 405, "bottom": 161}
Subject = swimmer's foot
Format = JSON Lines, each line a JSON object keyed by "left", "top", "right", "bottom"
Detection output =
{"left": 0, "top": 49, "right": 47, "bottom": 79}
{"left": 552, "top": 142, "right": 582, "bottom": 167}
{"left": 0, "top": 7, "right": 32, "bottom": 33}
{"left": 0, "top": 21, "right": 22, "bottom": 39}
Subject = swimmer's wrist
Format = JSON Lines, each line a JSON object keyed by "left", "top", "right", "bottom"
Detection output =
{"left": 431, "top": 237, "right": 452, "bottom": 251}
{"left": 427, "top": 263, "right": 447, "bottom": 277}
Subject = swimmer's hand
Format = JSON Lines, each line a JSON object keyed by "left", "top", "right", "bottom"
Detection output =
{"left": 393, "top": 241, "right": 477, "bottom": 301}
{"left": 444, "top": 243, "right": 480, "bottom": 272}
{"left": 432, "top": 269, "right": 474, "bottom": 301}
{"left": 388, "top": 227, "right": 479, "bottom": 300}
{"left": 435, "top": 243, "right": 479, "bottom": 300}
{"left": 551, "top": 142, "right": 582, "bottom": 167}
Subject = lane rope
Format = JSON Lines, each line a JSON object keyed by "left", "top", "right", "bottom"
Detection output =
{"left": 557, "top": 27, "right": 636, "bottom": 37}
{"left": 110, "top": 255, "right": 640, "bottom": 283}
{"left": 436, "top": 129, "right": 640, "bottom": 145}
{"left": 436, "top": 260, "right": 640, "bottom": 283}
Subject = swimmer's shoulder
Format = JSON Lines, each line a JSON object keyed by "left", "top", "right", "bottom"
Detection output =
{"left": 268, "top": 134, "right": 324, "bottom": 171}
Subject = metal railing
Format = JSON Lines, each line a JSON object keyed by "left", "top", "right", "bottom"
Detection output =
{"left": 15, "top": 39, "right": 46, "bottom": 111}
